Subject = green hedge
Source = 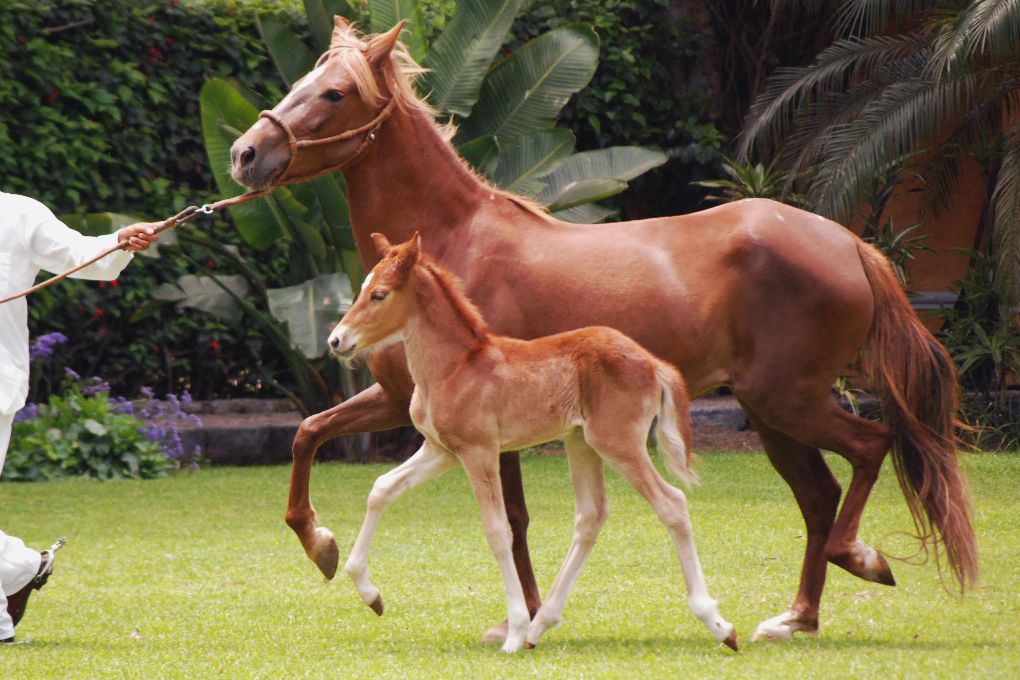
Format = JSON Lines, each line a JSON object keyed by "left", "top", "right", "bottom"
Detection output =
{"left": 0, "top": 0, "right": 294, "bottom": 215}
{"left": 1, "top": 0, "right": 301, "bottom": 400}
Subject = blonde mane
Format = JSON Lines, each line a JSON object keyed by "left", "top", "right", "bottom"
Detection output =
{"left": 323, "top": 23, "right": 548, "bottom": 216}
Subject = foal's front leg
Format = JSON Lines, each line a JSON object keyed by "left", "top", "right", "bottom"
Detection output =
{"left": 344, "top": 442, "right": 457, "bottom": 614}
{"left": 461, "top": 450, "right": 531, "bottom": 653}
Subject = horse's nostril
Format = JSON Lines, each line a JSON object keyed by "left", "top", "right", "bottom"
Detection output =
{"left": 239, "top": 146, "right": 257, "bottom": 166}
{"left": 329, "top": 336, "right": 340, "bottom": 350}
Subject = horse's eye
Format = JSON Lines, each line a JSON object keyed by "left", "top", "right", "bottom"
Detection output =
{"left": 322, "top": 90, "right": 344, "bottom": 103}
{"left": 370, "top": 290, "right": 387, "bottom": 302}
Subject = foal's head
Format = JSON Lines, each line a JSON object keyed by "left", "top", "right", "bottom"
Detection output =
{"left": 328, "top": 232, "right": 421, "bottom": 359}
{"left": 230, "top": 17, "right": 426, "bottom": 189}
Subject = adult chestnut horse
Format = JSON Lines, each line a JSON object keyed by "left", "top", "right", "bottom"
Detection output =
{"left": 229, "top": 19, "right": 976, "bottom": 642}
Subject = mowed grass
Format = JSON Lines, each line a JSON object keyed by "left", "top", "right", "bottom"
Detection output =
{"left": 2, "top": 450, "right": 1018, "bottom": 679}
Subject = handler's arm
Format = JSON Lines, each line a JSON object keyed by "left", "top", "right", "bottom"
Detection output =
{"left": 27, "top": 205, "right": 156, "bottom": 280}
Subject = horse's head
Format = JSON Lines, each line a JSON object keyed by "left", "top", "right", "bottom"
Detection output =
{"left": 328, "top": 232, "right": 421, "bottom": 359}
{"left": 230, "top": 18, "right": 409, "bottom": 189}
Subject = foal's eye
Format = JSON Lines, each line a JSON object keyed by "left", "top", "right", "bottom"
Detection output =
{"left": 370, "top": 290, "right": 388, "bottom": 302}
{"left": 321, "top": 90, "right": 344, "bottom": 103}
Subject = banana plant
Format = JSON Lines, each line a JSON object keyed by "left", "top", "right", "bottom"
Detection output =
{"left": 191, "top": 0, "right": 669, "bottom": 415}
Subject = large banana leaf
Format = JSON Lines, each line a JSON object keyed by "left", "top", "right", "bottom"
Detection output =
{"left": 552, "top": 203, "right": 617, "bottom": 224}
{"left": 152, "top": 274, "right": 249, "bottom": 323}
{"left": 535, "top": 146, "right": 668, "bottom": 206}
{"left": 491, "top": 129, "right": 575, "bottom": 197}
{"left": 200, "top": 79, "right": 282, "bottom": 249}
{"left": 304, "top": 0, "right": 358, "bottom": 52}
{"left": 455, "top": 25, "right": 598, "bottom": 144}
{"left": 457, "top": 136, "right": 500, "bottom": 179}
{"left": 257, "top": 15, "right": 318, "bottom": 88}
{"left": 368, "top": 0, "right": 427, "bottom": 63}
{"left": 423, "top": 0, "right": 524, "bottom": 117}
{"left": 266, "top": 273, "right": 354, "bottom": 358}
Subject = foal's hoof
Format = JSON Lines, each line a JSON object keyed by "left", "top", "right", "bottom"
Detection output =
{"left": 481, "top": 619, "right": 508, "bottom": 645}
{"left": 368, "top": 594, "right": 384, "bottom": 616}
{"left": 829, "top": 540, "right": 897, "bottom": 586}
{"left": 722, "top": 629, "right": 739, "bottom": 652}
{"left": 311, "top": 528, "right": 340, "bottom": 580}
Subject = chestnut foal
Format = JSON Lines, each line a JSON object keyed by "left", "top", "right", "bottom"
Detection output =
{"left": 330, "top": 233, "right": 737, "bottom": 653}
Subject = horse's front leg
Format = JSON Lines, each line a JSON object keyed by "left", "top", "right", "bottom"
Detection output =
{"left": 462, "top": 450, "right": 531, "bottom": 653}
{"left": 287, "top": 382, "right": 412, "bottom": 578}
{"left": 344, "top": 442, "right": 457, "bottom": 613}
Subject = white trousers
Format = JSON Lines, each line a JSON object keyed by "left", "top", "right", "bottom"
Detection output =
{"left": 1, "top": 413, "right": 42, "bottom": 639}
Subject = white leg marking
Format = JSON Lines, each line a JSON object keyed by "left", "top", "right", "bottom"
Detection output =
{"left": 527, "top": 438, "right": 608, "bottom": 646}
{"left": 344, "top": 443, "right": 457, "bottom": 609}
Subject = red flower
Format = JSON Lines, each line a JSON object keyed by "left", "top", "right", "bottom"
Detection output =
{"left": 209, "top": 340, "right": 221, "bottom": 351}
{"left": 98, "top": 281, "right": 106, "bottom": 289}
{"left": 109, "top": 280, "right": 119, "bottom": 288}
{"left": 206, "top": 259, "right": 216, "bottom": 269}
{"left": 94, "top": 307, "right": 104, "bottom": 318}
{"left": 165, "top": 36, "right": 174, "bottom": 46}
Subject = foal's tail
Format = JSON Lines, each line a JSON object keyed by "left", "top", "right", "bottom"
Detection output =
{"left": 654, "top": 363, "right": 698, "bottom": 487}
{"left": 856, "top": 241, "right": 977, "bottom": 591}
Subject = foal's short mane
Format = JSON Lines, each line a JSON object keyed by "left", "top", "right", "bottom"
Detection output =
{"left": 417, "top": 260, "right": 490, "bottom": 343}
{"left": 326, "top": 23, "right": 547, "bottom": 217}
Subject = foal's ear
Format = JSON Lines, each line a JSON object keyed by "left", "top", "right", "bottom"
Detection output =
{"left": 370, "top": 232, "right": 393, "bottom": 257}
{"left": 365, "top": 20, "right": 404, "bottom": 65}
{"left": 393, "top": 231, "right": 421, "bottom": 278}
{"left": 330, "top": 15, "right": 354, "bottom": 48}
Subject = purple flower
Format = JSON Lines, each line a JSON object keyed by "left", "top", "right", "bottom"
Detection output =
{"left": 82, "top": 377, "right": 112, "bottom": 396}
{"left": 109, "top": 396, "right": 134, "bottom": 416}
{"left": 29, "top": 332, "right": 68, "bottom": 360}
{"left": 14, "top": 402, "right": 38, "bottom": 423}
{"left": 63, "top": 367, "right": 81, "bottom": 381}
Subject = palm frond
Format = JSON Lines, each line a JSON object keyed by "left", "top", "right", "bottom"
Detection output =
{"left": 929, "top": 0, "right": 1020, "bottom": 75}
{"left": 808, "top": 72, "right": 977, "bottom": 221}
{"left": 736, "top": 33, "right": 930, "bottom": 160}
{"left": 991, "top": 122, "right": 1020, "bottom": 318}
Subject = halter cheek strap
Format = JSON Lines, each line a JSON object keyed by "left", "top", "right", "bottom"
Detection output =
{"left": 258, "top": 96, "right": 398, "bottom": 185}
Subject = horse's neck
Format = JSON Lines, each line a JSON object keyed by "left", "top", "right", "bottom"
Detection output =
{"left": 343, "top": 108, "right": 484, "bottom": 265}
{"left": 402, "top": 267, "right": 489, "bottom": 389}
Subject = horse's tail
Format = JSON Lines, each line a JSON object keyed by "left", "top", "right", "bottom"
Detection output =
{"left": 856, "top": 241, "right": 977, "bottom": 591}
{"left": 654, "top": 363, "right": 698, "bottom": 487}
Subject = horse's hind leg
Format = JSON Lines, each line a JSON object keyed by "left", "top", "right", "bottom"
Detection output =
{"left": 742, "top": 412, "right": 839, "bottom": 640}
{"left": 743, "top": 396, "right": 894, "bottom": 642}
{"left": 343, "top": 441, "right": 457, "bottom": 614}
{"left": 526, "top": 434, "right": 609, "bottom": 647}
{"left": 587, "top": 427, "right": 737, "bottom": 650}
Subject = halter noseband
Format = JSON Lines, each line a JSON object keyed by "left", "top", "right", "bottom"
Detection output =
{"left": 257, "top": 95, "right": 398, "bottom": 185}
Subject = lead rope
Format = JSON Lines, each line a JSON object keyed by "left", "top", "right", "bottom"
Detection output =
{"left": 0, "top": 188, "right": 271, "bottom": 305}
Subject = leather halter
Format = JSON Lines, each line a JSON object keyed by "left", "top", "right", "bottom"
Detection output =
{"left": 258, "top": 96, "right": 398, "bottom": 185}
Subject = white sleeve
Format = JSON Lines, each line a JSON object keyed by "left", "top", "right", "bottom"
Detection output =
{"left": 26, "top": 202, "right": 134, "bottom": 281}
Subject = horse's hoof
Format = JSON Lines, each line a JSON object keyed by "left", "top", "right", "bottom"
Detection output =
{"left": 522, "top": 641, "right": 535, "bottom": 650}
{"left": 751, "top": 610, "right": 818, "bottom": 642}
{"left": 722, "top": 630, "right": 738, "bottom": 652}
{"left": 311, "top": 528, "right": 339, "bottom": 580}
{"left": 829, "top": 540, "right": 897, "bottom": 586}
{"left": 369, "top": 594, "right": 384, "bottom": 616}
{"left": 481, "top": 620, "right": 508, "bottom": 645}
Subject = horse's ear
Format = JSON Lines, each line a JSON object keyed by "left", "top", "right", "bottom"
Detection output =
{"left": 407, "top": 231, "right": 422, "bottom": 261}
{"left": 330, "top": 15, "right": 358, "bottom": 49}
{"left": 370, "top": 232, "right": 393, "bottom": 257}
{"left": 365, "top": 20, "right": 404, "bottom": 65}
{"left": 393, "top": 231, "right": 421, "bottom": 279}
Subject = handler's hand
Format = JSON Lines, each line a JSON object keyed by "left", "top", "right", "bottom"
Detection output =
{"left": 117, "top": 222, "right": 160, "bottom": 252}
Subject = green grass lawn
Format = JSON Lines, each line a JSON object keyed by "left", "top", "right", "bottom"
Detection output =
{"left": 2, "top": 450, "right": 1018, "bottom": 678}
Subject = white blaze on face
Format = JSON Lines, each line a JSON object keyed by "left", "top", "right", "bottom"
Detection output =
{"left": 281, "top": 64, "right": 328, "bottom": 106}
{"left": 360, "top": 271, "right": 375, "bottom": 298}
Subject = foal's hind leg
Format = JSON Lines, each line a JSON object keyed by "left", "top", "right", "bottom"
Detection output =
{"left": 526, "top": 434, "right": 609, "bottom": 647}
{"left": 344, "top": 442, "right": 458, "bottom": 614}
{"left": 588, "top": 428, "right": 737, "bottom": 650}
